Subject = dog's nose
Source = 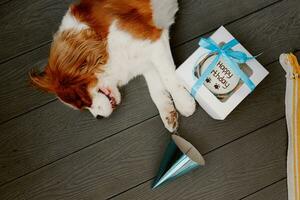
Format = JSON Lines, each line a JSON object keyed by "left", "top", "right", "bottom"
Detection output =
{"left": 96, "top": 115, "right": 104, "bottom": 119}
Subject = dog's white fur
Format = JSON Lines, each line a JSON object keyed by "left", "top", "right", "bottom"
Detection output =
{"left": 59, "top": 10, "right": 88, "bottom": 32}
{"left": 58, "top": 0, "right": 196, "bottom": 132}
{"left": 151, "top": 0, "right": 179, "bottom": 29}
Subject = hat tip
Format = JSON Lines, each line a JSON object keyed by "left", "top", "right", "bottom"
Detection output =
{"left": 151, "top": 181, "right": 159, "bottom": 189}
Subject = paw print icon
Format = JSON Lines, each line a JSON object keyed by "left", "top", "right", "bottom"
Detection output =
{"left": 205, "top": 77, "right": 211, "bottom": 83}
{"left": 214, "top": 84, "right": 220, "bottom": 90}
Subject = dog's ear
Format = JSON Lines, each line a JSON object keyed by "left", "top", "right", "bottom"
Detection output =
{"left": 29, "top": 67, "right": 54, "bottom": 92}
{"left": 56, "top": 81, "right": 93, "bottom": 109}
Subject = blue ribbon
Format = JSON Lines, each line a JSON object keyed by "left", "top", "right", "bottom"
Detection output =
{"left": 191, "top": 38, "right": 256, "bottom": 97}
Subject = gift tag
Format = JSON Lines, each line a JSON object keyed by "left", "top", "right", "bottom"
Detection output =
{"left": 199, "top": 54, "right": 240, "bottom": 95}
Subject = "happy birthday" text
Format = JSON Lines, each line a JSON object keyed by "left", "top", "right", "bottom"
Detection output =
{"left": 210, "top": 60, "right": 234, "bottom": 89}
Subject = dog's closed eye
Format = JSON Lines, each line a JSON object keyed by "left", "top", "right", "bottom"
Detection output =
{"left": 79, "top": 60, "right": 87, "bottom": 70}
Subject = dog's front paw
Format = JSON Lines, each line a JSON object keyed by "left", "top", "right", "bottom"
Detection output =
{"left": 160, "top": 108, "right": 178, "bottom": 132}
{"left": 172, "top": 85, "right": 196, "bottom": 117}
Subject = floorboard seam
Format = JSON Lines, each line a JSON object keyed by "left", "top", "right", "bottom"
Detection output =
{"left": 106, "top": 178, "right": 154, "bottom": 200}
{"left": 238, "top": 177, "right": 287, "bottom": 200}
{"left": 173, "top": 0, "right": 284, "bottom": 48}
{"left": 0, "top": 98, "right": 57, "bottom": 125}
{"left": 0, "top": 115, "right": 285, "bottom": 189}
{"left": 0, "top": 114, "right": 158, "bottom": 188}
{"left": 197, "top": 116, "right": 285, "bottom": 156}
{"left": 104, "top": 116, "right": 286, "bottom": 200}
{"left": 0, "top": 0, "right": 12, "bottom": 6}
{"left": 0, "top": 40, "right": 52, "bottom": 65}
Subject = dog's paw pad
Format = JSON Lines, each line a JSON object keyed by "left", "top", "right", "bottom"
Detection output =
{"left": 161, "top": 110, "right": 178, "bottom": 132}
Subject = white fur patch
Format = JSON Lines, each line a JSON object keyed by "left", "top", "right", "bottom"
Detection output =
{"left": 98, "top": 21, "right": 158, "bottom": 86}
{"left": 150, "top": 0, "right": 178, "bottom": 29}
{"left": 58, "top": 9, "right": 88, "bottom": 32}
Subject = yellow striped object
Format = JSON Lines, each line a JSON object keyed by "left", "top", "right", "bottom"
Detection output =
{"left": 281, "top": 53, "right": 300, "bottom": 200}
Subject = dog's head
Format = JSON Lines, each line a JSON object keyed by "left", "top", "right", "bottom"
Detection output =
{"left": 30, "top": 29, "right": 118, "bottom": 118}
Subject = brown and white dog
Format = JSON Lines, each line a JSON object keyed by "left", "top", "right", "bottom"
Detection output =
{"left": 29, "top": 0, "right": 196, "bottom": 132}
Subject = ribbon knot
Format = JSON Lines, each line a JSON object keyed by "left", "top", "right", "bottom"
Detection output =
{"left": 191, "top": 38, "right": 256, "bottom": 97}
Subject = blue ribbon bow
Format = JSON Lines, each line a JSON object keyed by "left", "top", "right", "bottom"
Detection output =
{"left": 191, "top": 38, "right": 256, "bottom": 97}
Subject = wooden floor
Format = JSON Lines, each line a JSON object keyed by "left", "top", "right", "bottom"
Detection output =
{"left": 0, "top": 0, "right": 299, "bottom": 199}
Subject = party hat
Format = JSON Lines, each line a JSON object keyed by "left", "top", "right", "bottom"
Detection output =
{"left": 152, "top": 134, "right": 205, "bottom": 189}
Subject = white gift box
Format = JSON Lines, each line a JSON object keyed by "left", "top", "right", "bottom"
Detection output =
{"left": 176, "top": 26, "right": 269, "bottom": 120}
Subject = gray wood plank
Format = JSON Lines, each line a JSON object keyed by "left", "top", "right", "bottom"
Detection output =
{"left": 0, "top": 0, "right": 278, "bottom": 63}
{"left": 0, "top": 117, "right": 170, "bottom": 200}
{"left": 0, "top": 118, "right": 287, "bottom": 200}
{"left": 0, "top": 56, "right": 287, "bottom": 186}
{"left": 0, "top": 0, "right": 11, "bottom": 6}
{"left": 171, "top": 0, "right": 279, "bottom": 46}
{"left": 242, "top": 179, "right": 287, "bottom": 200}
{"left": 0, "top": 0, "right": 71, "bottom": 63}
{"left": 0, "top": 0, "right": 298, "bottom": 185}
{"left": 0, "top": 44, "right": 53, "bottom": 123}
{"left": 0, "top": 76, "right": 158, "bottom": 185}
{"left": 111, "top": 119, "right": 287, "bottom": 200}
{"left": 0, "top": 0, "right": 298, "bottom": 124}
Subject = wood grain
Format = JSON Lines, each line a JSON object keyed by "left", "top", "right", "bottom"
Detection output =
{"left": 170, "top": 0, "right": 279, "bottom": 47}
{"left": 242, "top": 179, "right": 287, "bottom": 200}
{"left": 0, "top": 0, "right": 70, "bottom": 63}
{"left": 111, "top": 119, "right": 287, "bottom": 200}
{"left": 0, "top": 76, "right": 158, "bottom": 185}
{"left": 0, "top": 117, "right": 170, "bottom": 200}
{"left": 0, "top": 0, "right": 11, "bottom": 6}
{"left": 0, "top": 118, "right": 287, "bottom": 200}
{"left": 0, "top": 44, "right": 52, "bottom": 123}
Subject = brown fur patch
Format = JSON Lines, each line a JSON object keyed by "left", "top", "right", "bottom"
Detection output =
{"left": 71, "top": 0, "right": 162, "bottom": 41}
{"left": 166, "top": 110, "right": 178, "bottom": 129}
